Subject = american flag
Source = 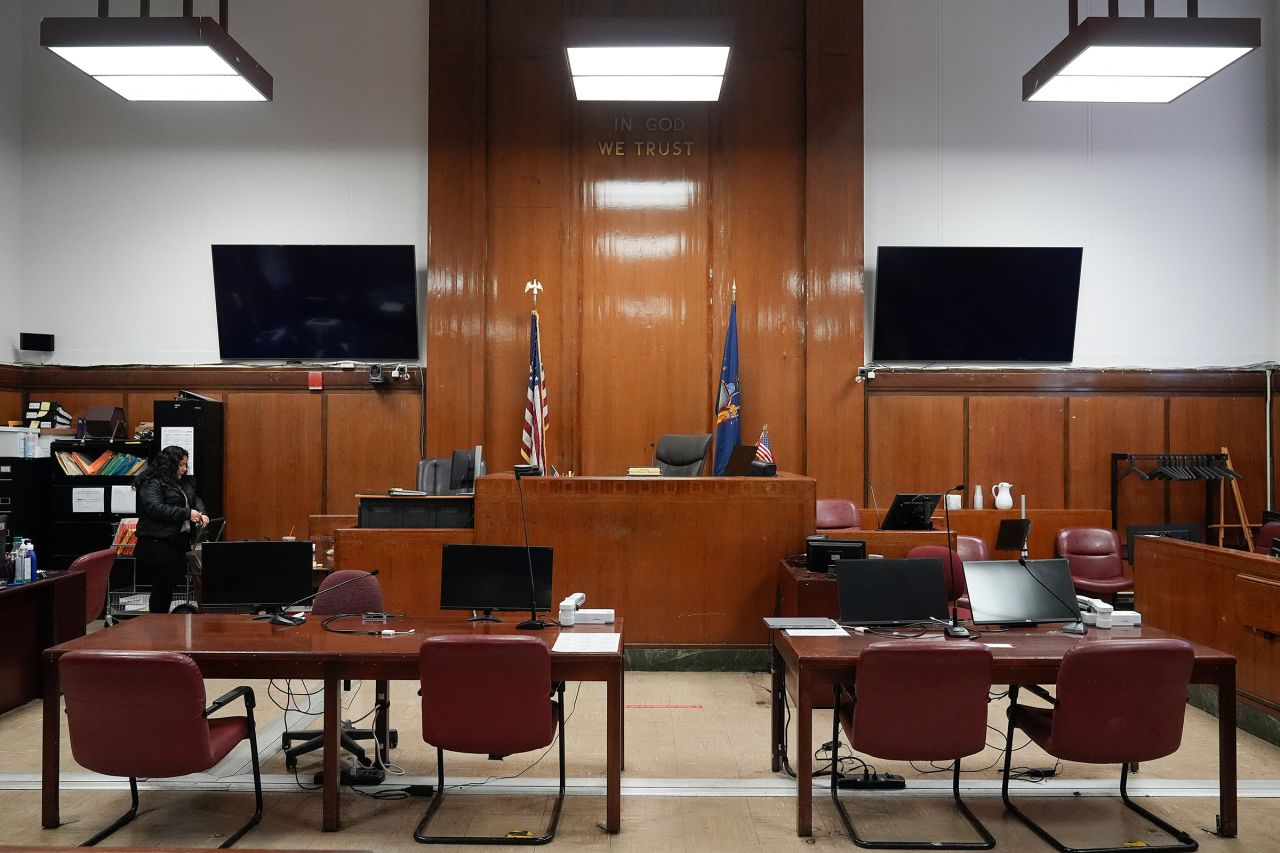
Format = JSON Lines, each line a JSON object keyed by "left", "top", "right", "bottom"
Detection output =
{"left": 521, "top": 310, "right": 549, "bottom": 470}
{"left": 755, "top": 424, "right": 774, "bottom": 464}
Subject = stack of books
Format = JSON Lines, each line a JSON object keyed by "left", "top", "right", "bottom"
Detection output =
{"left": 112, "top": 518, "right": 138, "bottom": 556}
{"left": 25, "top": 401, "right": 72, "bottom": 429}
{"left": 54, "top": 449, "right": 147, "bottom": 476}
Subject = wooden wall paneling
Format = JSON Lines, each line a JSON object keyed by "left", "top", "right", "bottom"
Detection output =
{"left": 1169, "top": 396, "right": 1268, "bottom": 544}
{"left": 804, "top": 0, "right": 865, "bottom": 499}
{"left": 426, "top": 1, "right": 488, "bottom": 458}
{"left": 223, "top": 392, "right": 324, "bottom": 540}
{"left": 865, "top": 395, "right": 964, "bottom": 519}
{"left": 578, "top": 102, "right": 713, "bottom": 474}
{"left": 333, "top": 528, "right": 474, "bottom": 615}
{"left": 968, "top": 396, "right": 1066, "bottom": 511}
{"left": 0, "top": 391, "right": 24, "bottom": 425}
{"left": 1066, "top": 395, "right": 1167, "bottom": 531}
{"left": 324, "top": 392, "right": 422, "bottom": 516}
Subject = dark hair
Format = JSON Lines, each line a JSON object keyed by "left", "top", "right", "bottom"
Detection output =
{"left": 134, "top": 445, "right": 189, "bottom": 489}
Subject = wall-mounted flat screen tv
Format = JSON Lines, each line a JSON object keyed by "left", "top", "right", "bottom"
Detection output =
{"left": 211, "top": 244, "right": 420, "bottom": 360}
{"left": 871, "top": 246, "right": 1083, "bottom": 362}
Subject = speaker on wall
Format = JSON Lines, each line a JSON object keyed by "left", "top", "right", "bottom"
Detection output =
{"left": 19, "top": 333, "right": 54, "bottom": 352}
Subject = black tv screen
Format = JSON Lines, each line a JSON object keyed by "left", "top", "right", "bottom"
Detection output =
{"left": 211, "top": 244, "right": 420, "bottom": 360}
{"left": 871, "top": 246, "right": 1082, "bottom": 362}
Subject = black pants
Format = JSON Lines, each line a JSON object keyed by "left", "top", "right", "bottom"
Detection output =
{"left": 136, "top": 537, "right": 188, "bottom": 614}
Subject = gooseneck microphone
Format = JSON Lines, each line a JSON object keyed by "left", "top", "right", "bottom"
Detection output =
{"left": 941, "top": 484, "right": 970, "bottom": 638}
{"left": 865, "top": 475, "right": 882, "bottom": 530}
{"left": 256, "top": 568, "right": 381, "bottom": 628}
{"left": 514, "top": 465, "right": 549, "bottom": 630}
{"left": 1008, "top": 524, "right": 1086, "bottom": 636}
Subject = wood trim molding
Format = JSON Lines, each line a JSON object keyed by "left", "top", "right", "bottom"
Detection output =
{"left": 866, "top": 369, "right": 1268, "bottom": 395}
{"left": 19, "top": 366, "right": 423, "bottom": 392}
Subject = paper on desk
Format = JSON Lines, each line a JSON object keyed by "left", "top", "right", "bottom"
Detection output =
{"left": 553, "top": 632, "right": 621, "bottom": 654}
{"left": 786, "top": 627, "right": 849, "bottom": 637}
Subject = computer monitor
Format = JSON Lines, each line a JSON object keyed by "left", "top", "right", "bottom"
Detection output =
{"left": 994, "top": 518, "right": 1032, "bottom": 552}
{"left": 805, "top": 536, "right": 867, "bottom": 573}
{"left": 440, "top": 543, "right": 553, "bottom": 622}
{"left": 448, "top": 444, "right": 485, "bottom": 494}
{"left": 834, "top": 557, "right": 949, "bottom": 626}
{"left": 963, "top": 559, "right": 1082, "bottom": 627}
{"left": 723, "top": 445, "right": 758, "bottom": 476}
{"left": 1124, "top": 523, "right": 1202, "bottom": 562}
{"left": 200, "top": 541, "right": 314, "bottom": 611}
{"left": 878, "top": 493, "right": 941, "bottom": 530}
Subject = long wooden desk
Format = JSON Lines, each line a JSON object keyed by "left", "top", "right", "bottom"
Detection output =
{"left": 823, "top": 509, "right": 1112, "bottom": 559}
{"left": 770, "top": 625, "right": 1237, "bottom": 838}
{"left": 0, "top": 572, "right": 85, "bottom": 714}
{"left": 42, "top": 614, "right": 624, "bottom": 834}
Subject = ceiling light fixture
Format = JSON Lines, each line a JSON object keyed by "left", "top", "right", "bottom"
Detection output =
{"left": 1023, "top": 0, "right": 1260, "bottom": 103}
{"left": 41, "top": 0, "right": 272, "bottom": 102}
{"left": 566, "top": 18, "right": 731, "bottom": 102}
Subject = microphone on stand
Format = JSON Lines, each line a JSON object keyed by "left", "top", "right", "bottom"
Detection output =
{"left": 514, "top": 464, "right": 549, "bottom": 630}
{"left": 256, "top": 569, "right": 381, "bottom": 628}
{"left": 941, "top": 484, "right": 970, "bottom": 638}
{"left": 865, "top": 475, "right": 882, "bottom": 530}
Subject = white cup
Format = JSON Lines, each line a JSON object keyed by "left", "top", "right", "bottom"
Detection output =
{"left": 945, "top": 494, "right": 962, "bottom": 511}
{"left": 281, "top": 536, "right": 297, "bottom": 542}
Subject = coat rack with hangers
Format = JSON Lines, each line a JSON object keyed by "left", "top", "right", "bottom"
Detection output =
{"left": 1110, "top": 450, "right": 1253, "bottom": 550}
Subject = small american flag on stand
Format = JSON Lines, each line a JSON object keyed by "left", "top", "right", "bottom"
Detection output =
{"left": 521, "top": 304, "right": 549, "bottom": 471}
{"left": 755, "top": 424, "right": 774, "bottom": 464}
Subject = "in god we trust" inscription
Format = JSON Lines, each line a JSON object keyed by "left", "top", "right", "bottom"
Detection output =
{"left": 597, "top": 116, "right": 695, "bottom": 157}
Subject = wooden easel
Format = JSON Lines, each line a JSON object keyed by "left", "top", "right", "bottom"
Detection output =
{"left": 1214, "top": 446, "right": 1254, "bottom": 550}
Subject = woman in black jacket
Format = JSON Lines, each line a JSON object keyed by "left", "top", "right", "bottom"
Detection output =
{"left": 134, "top": 445, "right": 208, "bottom": 613}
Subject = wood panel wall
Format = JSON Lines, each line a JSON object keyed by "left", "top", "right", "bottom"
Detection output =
{"left": 427, "top": 0, "right": 864, "bottom": 497}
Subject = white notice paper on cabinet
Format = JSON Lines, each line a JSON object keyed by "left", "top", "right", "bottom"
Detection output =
{"left": 72, "top": 487, "right": 106, "bottom": 514}
{"left": 160, "top": 426, "right": 196, "bottom": 474}
{"left": 110, "top": 485, "right": 137, "bottom": 514}
{"left": 553, "top": 633, "right": 621, "bottom": 654}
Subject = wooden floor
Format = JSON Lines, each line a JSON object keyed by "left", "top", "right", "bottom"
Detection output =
{"left": 3, "top": 663, "right": 1279, "bottom": 851}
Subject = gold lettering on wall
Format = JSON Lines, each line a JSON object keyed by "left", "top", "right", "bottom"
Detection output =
{"left": 598, "top": 115, "right": 694, "bottom": 157}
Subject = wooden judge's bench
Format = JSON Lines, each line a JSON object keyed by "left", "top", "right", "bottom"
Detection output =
{"left": 336, "top": 473, "right": 817, "bottom": 646}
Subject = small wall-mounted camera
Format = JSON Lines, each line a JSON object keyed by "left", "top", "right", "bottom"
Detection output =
{"left": 368, "top": 364, "right": 385, "bottom": 384}
{"left": 855, "top": 365, "right": 876, "bottom": 383}
{"left": 391, "top": 363, "right": 411, "bottom": 381}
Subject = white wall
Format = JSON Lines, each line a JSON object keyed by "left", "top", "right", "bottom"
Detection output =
{"left": 865, "top": 0, "right": 1278, "bottom": 368}
{"left": 0, "top": 2, "right": 22, "bottom": 357}
{"left": 18, "top": 0, "right": 429, "bottom": 365}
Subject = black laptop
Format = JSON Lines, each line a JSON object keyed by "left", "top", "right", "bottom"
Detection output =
{"left": 834, "top": 557, "right": 949, "bottom": 626}
{"left": 723, "top": 444, "right": 758, "bottom": 476}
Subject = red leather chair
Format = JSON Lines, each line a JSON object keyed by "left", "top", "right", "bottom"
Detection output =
{"left": 1253, "top": 521, "right": 1280, "bottom": 554}
{"left": 282, "top": 570, "right": 395, "bottom": 770}
{"left": 817, "top": 499, "right": 861, "bottom": 531}
{"left": 66, "top": 547, "right": 116, "bottom": 626}
{"left": 1001, "top": 640, "right": 1198, "bottom": 852}
{"left": 832, "top": 641, "right": 994, "bottom": 849}
{"left": 415, "top": 635, "right": 565, "bottom": 845}
{"left": 1056, "top": 527, "right": 1132, "bottom": 601}
{"left": 59, "top": 649, "right": 263, "bottom": 848}
{"left": 956, "top": 535, "right": 989, "bottom": 563}
{"left": 907, "top": 545, "right": 968, "bottom": 602}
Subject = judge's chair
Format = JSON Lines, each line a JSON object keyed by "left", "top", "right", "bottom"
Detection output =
{"left": 1002, "top": 640, "right": 1198, "bottom": 853}
{"left": 60, "top": 649, "right": 263, "bottom": 848}
{"left": 414, "top": 635, "right": 566, "bottom": 845}
{"left": 653, "top": 433, "right": 713, "bottom": 477}
{"left": 817, "top": 499, "right": 861, "bottom": 531}
{"left": 1056, "top": 527, "right": 1133, "bottom": 601}
{"left": 832, "top": 641, "right": 995, "bottom": 849}
{"left": 282, "top": 570, "right": 397, "bottom": 770}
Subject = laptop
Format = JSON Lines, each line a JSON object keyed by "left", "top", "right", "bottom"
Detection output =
{"left": 723, "top": 444, "right": 758, "bottom": 476}
{"left": 834, "top": 557, "right": 949, "bottom": 627}
{"left": 963, "top": 559, "right": 1082, "bottom": 626}
{"left": 192, "top": 517, "right": 227, "bottom": 548}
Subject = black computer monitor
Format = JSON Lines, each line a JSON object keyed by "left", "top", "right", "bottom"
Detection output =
{"left": 1124, "top": 523, "right": 1202, "bottom": 562}
{"left": 805, "top": 536, "right": 867, "bottom": 573}
{"left": 963, "top": 559, "right": 1082, "bottom": 626}
{"left": 440, "top": 543, "right": 553, "bottom": 622}
{"left": 200, "top": 541, "right": 314, "bottom": 611}
{"left": 448, "top": 444, "right": 485, "bottom": 493}
{"left": 834, "top": 557, "right": 949, "bottom": 626}
{"left": 994, "top": 518, "right": 1032, "bottom": 552}
{"left": 878, "top": 493, "right": 941, "bottom": 530}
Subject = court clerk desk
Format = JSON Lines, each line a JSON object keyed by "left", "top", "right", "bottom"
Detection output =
{"left": 43, "top": 614, "right": 625, "bottom": 834}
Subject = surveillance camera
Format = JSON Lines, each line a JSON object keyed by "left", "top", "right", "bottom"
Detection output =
{"left": 368, "top": 364, "right": 385, "bottom": 384}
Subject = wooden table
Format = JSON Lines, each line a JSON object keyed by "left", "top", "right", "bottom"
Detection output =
{"left": 0, "top": 572, "right": 85, "bottom": 714}
{"left": 770, "top": 625, "right": 1237, "bottom": 838}
{"left": 43, "top": 614, "right": 624, "bottom": 834}
{"left": 823, "top": 509, "right": 1113, "bottom": 559}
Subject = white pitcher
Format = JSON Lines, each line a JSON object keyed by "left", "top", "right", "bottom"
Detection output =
{"left": 992, "top": 482, "right": 1014, "bottom": 510}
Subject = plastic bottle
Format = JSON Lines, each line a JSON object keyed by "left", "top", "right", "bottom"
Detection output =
{"left": 26, "top": 539, "right": 37, "bottom": 580}
{"left": 14, "top": 539, "right": 29, "bottom": 584}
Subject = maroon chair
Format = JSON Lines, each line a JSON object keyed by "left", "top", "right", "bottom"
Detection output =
{"left": 59, "top": 649, "right": 262, "bottom": 848}
{"left": 1253, "top": 521, "right": 1280, "bottom": 554}
{"left": 415, "top": 635, "right": 565, "bottom": 845}
{"left": 817, "top": 499, "right": 862, "bottom": 530}
{"left": 66, "top": 547, "right": 116, "bottom": 626}
{"left": 956, "top": 535, "right": 989, "bottom": 563}
{"left": 1056, "top": 527, "right": 1133, "bottom": 601}
{"left": 1001, "top": 640, "right": 1197, "bottom": 852}
{"left": 907, "top": 545, "right": 968, "bottom": 602}
{"left": 282, "top": 570, "right": 395, "bottom": 771}
{"left": 832, "top": 642, "right": 994, "bottom": 849}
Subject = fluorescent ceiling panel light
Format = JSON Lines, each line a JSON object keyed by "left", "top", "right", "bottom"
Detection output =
{"left": 1023, "top": 14, "right": 1259, "bottom": 103}
{"left": 573, "top": 76, "right": 724, "bottom": 102}
{"left": 41, "top": 13, "right": 272, "bottom": 102}
{"left": 567, "top": 46, "right": 729, "bottom": 77}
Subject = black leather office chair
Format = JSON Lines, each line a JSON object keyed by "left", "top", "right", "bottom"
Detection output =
{"left": 416, "top": 457, "right": 454, "bottom": 495}
{"left": 654, "top": 434, "right": 713, "bottom": 477}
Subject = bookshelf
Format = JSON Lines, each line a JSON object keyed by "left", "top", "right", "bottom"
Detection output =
{"left": 48, "top": 438, "right": 149, "bottom": 571}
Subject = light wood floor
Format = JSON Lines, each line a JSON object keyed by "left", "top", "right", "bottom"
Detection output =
{"left": 2, "top": 669, "right": 1278, "bottom": 851}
